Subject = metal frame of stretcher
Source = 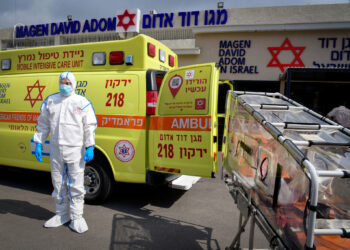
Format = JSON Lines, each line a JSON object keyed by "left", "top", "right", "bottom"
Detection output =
{"left": 225, "top": 173, "right": 288, "bottom": 250}
{"left": 224, "top": 91, "right": 350, "bottom": 250}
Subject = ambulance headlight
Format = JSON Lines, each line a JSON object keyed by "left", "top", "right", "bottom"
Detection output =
{"left": 159, "top": 49, "right": 165, "bottom": 62}
{"left": 1, "top": 59, "right": 11, "bottom": 70}
{"left": 92, "top": 52, "right": 106, "bottom": 65}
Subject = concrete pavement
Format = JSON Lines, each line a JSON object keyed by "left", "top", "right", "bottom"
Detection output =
{"left": 0, "top": 166, "right": 269, "bottom": 250}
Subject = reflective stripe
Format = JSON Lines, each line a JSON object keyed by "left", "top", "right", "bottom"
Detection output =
{"left": 81, "top": 102, "right": 91, "bottom": 110}
{"left": 59, "top": 165, "right": 67, "bottom": 204}
{"left": 154, "top": 166, "right": 181, "bottom": 174}
{"left": 147, "top": 102, "right": 157, "bottom": 107}
{"left": 66, "top": 164, "right": 73, "bottom": 202}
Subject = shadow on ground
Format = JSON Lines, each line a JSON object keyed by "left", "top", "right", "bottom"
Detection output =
{"left": 0, "top": 166, "right": 184, "bottom": 209}
{"left": 105, "top": 182, "right": 186, "bottom": 210}
{"left": 0, "top": 199, "right": 55, "bottom": 220}
{"left": 110, "top": 213, "right": 220, "bottom": 250}
{"left": 105, "top": 183, "right": 221, "bottom": 250}
{"left": 0, "top": 167, "right": 52, "bottom": 195}
{"left": 0, "top": 167, "right": 223, "bottom": 249}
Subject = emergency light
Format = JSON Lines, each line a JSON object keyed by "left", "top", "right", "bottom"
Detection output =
{"left": 159, "top": 49, "right": 166, "bottom": 62}
{"left": 109, "top": 51, "right": 124, "bottom": 65}
{"left": 125, "top": 55, "right": 133, "bottom": 65}
{"left": 148, "top": 43, "right": 156, "bottom": 57}
{"left": 1, "top": 59, "right": 11, "bottom": 70}
{"left": 92, "top": 52, "right": 106, "bottom": 65}
{"left": 169, "top": 55, "right": 175, "bottom": 67}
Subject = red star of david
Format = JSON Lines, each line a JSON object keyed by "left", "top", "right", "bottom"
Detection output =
{"left": 117, "top": 9, "right": 136, "bottom": 31}
{"left": 267, "top": 38, "right": 306, "bottom": 72}
{"left": 24, "top": 80, "right": 46, "bottom": 108}
{"left": 119, "top": 144, "right": 130, "bottom": 158}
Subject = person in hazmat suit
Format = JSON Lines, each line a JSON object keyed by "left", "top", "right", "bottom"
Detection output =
{"left": 32, "top": 72, "right": 97, "bottom": 233}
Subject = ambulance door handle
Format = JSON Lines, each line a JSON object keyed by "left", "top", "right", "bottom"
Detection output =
{"left": 213, "top": 136, "right": 217, "bottom": 143}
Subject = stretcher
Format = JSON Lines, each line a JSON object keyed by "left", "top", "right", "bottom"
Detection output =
{"left": 222, "top": 91, "right": 350, "bottom": 249}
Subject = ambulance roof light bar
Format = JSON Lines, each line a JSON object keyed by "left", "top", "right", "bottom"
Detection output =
{"left": 92, "top": 52, "right": 106, "bottom": 65}
{"left": 148, "top": 43, "right": 156, "bottom": 57}
{"left": 110, "top": 51, "right": 124, "bottom": 65}
{"left": 169, "top": 55, "right": 175, "bottom": 67}
{"left": 159, "top": 49, "right": 166, "bottom": 63}
{"left": 125, "top": 55, "right": 133, "bottom": 65}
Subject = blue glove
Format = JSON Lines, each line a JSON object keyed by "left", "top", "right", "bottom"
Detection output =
{"left": 84, "top": 146, "right": 94, "bottom": 163}
{"left": 35, "top": 143, "right": 42, "bottom": 162}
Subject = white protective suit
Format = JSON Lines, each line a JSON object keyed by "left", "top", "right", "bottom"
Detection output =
{"left": 33, "top": 72, "right": 97, "bottom": 233}
{"left": 327, "top": 106, "right": 350, "bottom": 128}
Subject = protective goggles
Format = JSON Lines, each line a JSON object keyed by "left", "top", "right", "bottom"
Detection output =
{"left": 59, "top": 79, "right": 72, "bottom": 86}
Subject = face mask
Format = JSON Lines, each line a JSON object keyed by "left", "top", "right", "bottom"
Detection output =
{"left": 59, "top": 85, "right": 72, "bottom": 96}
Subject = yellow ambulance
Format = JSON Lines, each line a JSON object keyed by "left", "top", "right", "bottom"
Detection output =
{"left": 0, "top": 34, "right": 219, "bottom": 203}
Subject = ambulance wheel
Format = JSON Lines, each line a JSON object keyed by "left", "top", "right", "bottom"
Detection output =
{"left": 84, "top": 157, "right": 113, "bottom": 204}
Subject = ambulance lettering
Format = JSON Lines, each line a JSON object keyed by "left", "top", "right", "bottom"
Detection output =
{"left": 160, "top": 134, "right": 174, "bottom": 141}
{"left": 160, "top": 134, "right": 202, "bottom": 142}
{"left": 0, "top": 83, "right": 10, "bottom": 104}
{"left": 180, "top": 147, "right": 208, "bottom": 159}
{"left": 170, "top": 117, "right": 211, "bottom": 130}
{"left": 76, "top": 80, "right": 87, "bottom": 96}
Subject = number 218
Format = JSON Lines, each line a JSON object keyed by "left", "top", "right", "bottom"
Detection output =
{"left": 106, "top": 92, "right": 124, "bottom": 107}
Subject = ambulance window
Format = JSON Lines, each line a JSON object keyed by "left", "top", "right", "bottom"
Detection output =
{"left": 218, "top": 81, "right": 233, "bottom": 151}
{"left": 146, "top": 70, "right": 166, "bottom": 92}
{"left": 146, "top": 70, "right": 166, "bottom": 115}
{"left": 157, "top": 65, "right": 212, "bottom": 116}
{"left": 218, "top": 81, "right": 233, "bottom": 114}
{"left": 156, "top": 75, "right": 163, "bottom": 91}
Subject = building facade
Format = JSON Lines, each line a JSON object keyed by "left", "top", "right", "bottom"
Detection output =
{"left": 1, "top": 3, "right": 350, "bottom": 113}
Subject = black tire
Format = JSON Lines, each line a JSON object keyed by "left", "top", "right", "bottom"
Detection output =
{"left": 84, "top": 156, "right": 113, "bottom": 204}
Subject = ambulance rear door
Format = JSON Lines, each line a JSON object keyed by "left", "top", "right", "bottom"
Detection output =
{"left": 149, "top": 63, "right": 219, "bottom": 177}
